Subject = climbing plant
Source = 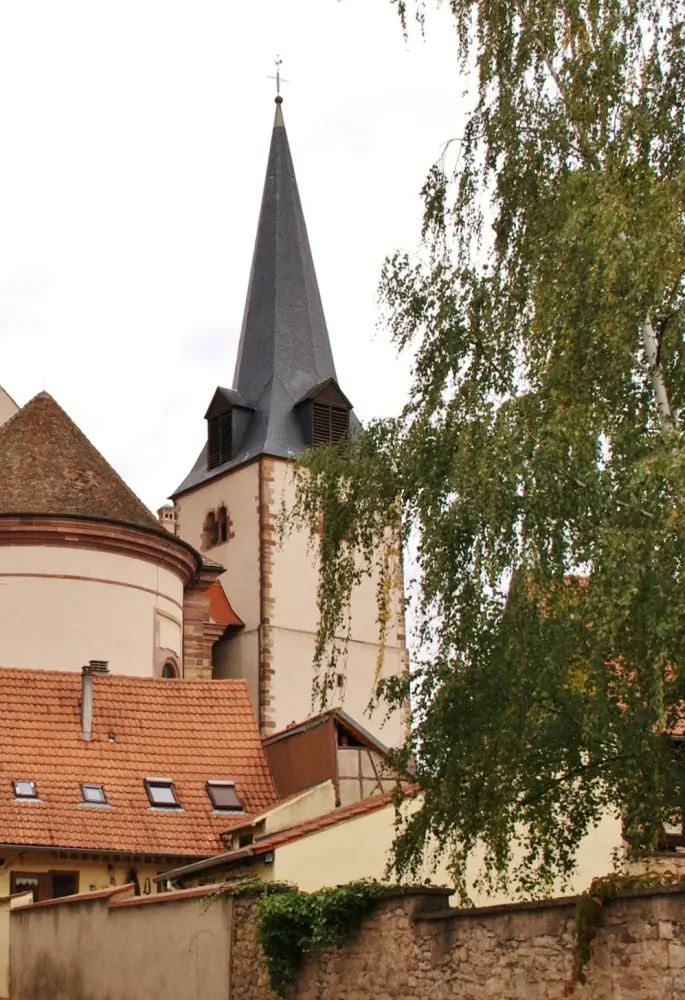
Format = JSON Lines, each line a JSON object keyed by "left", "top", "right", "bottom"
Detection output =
{"left": 283, "top": 0, "right": 685, "bottom": 903}
{"left": 566, "top": 869, "right": 685, "bottom": 993}
{"left": 255, "top": 880, "right": 382, "bottom": 997}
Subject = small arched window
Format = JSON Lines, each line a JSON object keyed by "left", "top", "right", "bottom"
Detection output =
{"left": 161, "top": 662, "right": 177, "bottom": 679}
{"left": 217, "top": 506, "right": 228, "bottom": 544}
{"left": 203, "top": 511, "right": 218, "bottom": 550}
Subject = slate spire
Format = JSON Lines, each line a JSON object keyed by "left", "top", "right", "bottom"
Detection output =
{"left": 232, "top": 96, "right": 337, "bottom": 409}
{"left": 173, "top": 98, "right": 350, "bottom": 497}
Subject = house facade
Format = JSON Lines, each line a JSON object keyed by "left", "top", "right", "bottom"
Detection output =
{"left": 0, "top": 665, "right": 277, "bottom": 902}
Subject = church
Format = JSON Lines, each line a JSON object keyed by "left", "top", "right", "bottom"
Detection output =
{"left": 0, "top": 96, "right": 412, "bottom": 907}
{"left": 0, "top": 95, "right": 407, "bottom": 747}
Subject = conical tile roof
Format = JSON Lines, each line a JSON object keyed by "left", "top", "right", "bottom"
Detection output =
{"left": 0, "top": 392, "right": 165, "bottom": 533}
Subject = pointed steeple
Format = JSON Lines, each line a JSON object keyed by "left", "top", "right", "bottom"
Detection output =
{"left": 173, "top": 98, "right": 352, "bottom": 496}
{"left": 232, "top": 96, "right": 338, "bottom": 416}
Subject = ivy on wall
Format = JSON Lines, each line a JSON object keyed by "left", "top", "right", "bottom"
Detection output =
{"left": 206, "top": 877, "right": 383, "bottom": 997}
{"left": 566, "top": 869, "right": 685, "bottom": 995}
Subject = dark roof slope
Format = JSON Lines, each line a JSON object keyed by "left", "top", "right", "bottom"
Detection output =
{"left": 173, "top": 101, "right": 352, "bottom": 496}
{"left": 0, "top": 668, "right": 278, "bottom": 856}
{"left": 0, "top": 392, "right": 164, "bottom": 533}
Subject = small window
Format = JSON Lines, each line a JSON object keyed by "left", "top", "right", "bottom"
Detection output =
{"left": 145, "top": 779, "right": 180, "bottom": 808}
{"left": 81, "top": 784, "right": 106, "bottom": 805}
{"left": 206, "top": 781, "right": 243, "bottom": 812}
{"left": 13, "top": 780, "right": 37, "bottom": 799}
{"left": 161, "top": 662, "right": 177, "bottom": 679}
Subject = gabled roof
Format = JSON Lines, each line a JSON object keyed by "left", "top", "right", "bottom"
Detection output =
{"left": 0, "top": 668, "right": 277, "bottom": 856}
{"left": 263, "top": 707, "right": 391, "bottom": 758}
{"left": 172, "top": 100, "right": 354, "bottom": 497}
{"left": 206, "top": 579, "right": 244, "bottom": 628}
{"left": 0, "top": 393, "right": 165, "bottom": 534}
{"left": 294, "top": 377, "right": 353, "bottom": 409}
{"left": 156, "top": 788, "right": 405, "bottom": 884}
{"left": 204, "top": 387, "right": 253, "bottom": 419}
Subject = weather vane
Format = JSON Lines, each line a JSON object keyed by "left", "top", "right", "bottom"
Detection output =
{"left": 268, "top": 55, "right": 289, "bottom": 102}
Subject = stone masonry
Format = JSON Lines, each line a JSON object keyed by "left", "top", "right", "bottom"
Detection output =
{"left": 230, "top": 884, "right": 685, "bottom": 1000}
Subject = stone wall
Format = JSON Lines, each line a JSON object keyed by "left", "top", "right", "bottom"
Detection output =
{"left": 10, "top": 880, "right": 685, "bottom": 999}
{"left": 230, "top": 885, "right": 685, "bottom": 1000}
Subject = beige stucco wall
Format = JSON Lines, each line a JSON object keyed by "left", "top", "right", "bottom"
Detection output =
{"left": 270, "top": 800, "right": 624, "bottom": 904}
{"left": 174, "top": 458, "right": 407, "bottom": 743}
{"left": 223, "top": 782, "right": 337, "bottom": 852}
{"left": 0, "top": 852, "right": 182, "bottom": 902}
{"left": 10, "top": 887, "right": 233, "bottom": 1000}
{"left": 0, "top": 544, "right": 183, "bottom": 675}
{"left": 269, "top": 627, "right": 404, "bottom": 745}
{"left": 0, "top": 387, "right": 18, "bottom": 430}
{"left": 0, "top": 893, "right": 32, "bottom": 999}
{"left": 175, "top": 461, "right": 260, "bottom": 629}
{"left": 267, "top": 461, "right": 406, "bottom": 745}
{"left": 0, "top": 898, "right": 8, "bottom": 1000}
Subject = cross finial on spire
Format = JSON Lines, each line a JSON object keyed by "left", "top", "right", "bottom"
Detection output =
{"left": 268, "top": 55, "right": 288, "bottom": 104}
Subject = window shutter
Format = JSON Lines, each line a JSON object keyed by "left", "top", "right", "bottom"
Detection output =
{"left": 208, "top": 411, "right": 232, "bottom": 469}
{"left": 312, "top": 403, "right": 349, "bottom": 446}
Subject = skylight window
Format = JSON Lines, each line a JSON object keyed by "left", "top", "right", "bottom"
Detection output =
{"left": 206, "top": 781, "right": 243, "bottom": 812}
{"left": 81, "top": 784, "right": 106, "bottom": 805}
{"left": 144, "top": 779, "right": 180, "bottom": 808}
{"left": 13, "top": 780, "right": 37, "bottom": 800}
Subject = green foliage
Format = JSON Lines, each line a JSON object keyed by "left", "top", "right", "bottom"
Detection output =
{"left": 255, "top": 880, "right": 382, "bottom": 997}
{"left": 284, "top": 0, "right": 685, "bottom": 903}
{"left": 566, "top": 869, "right": 685, "bottom": 993}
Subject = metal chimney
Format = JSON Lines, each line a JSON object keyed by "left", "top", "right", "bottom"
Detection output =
{"left": 81, "top": 661, "right": 109, "bottom": 741}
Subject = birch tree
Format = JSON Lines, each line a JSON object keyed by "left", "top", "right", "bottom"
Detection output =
{"left": 286, "top": 0, "right": 685, "bottom": 900}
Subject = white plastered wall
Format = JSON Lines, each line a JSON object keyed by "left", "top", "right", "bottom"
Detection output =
{"left": 268, "top": 460, "right": 406, "bottom": 746}
{"left": 174, "top": 462, "right": 260, "bottom": 629}
{"left": 272, "top": 799, "right": 624, "bottom": 905}
{"left": 0, "top": 545, "right": 183, "bottom": 675}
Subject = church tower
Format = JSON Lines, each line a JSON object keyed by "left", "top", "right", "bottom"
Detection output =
{"left": 170, "top": 97, "right": 408, "bottom": 744}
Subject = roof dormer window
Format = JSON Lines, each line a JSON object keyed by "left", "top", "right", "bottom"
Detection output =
{"left": 208, "top": 411, "right": 232, "bottom": 469}
{"left": 81, "top": 783, "right": 107, "bottom": 805}
{"left": 206, "top": 780, "right": 243, "bottom": 812}
{"left": 312, "top": 402, "right": 349, "bottom": 446}
{"left": 144, "top": 778, "right": 180, "bottom": 809}
{"left": 13, "top": 779, "right": 37, "bottom": 799}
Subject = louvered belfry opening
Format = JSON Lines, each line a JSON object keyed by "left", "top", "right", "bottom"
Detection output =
{"left": 208, "top": 411, "right": 232, "bottom": 469}
{"left": 312, "top": 402, "right": 349, "bottom": 447}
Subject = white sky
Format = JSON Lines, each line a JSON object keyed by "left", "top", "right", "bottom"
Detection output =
{"left": 0, "top": 1, "right": 462, "bottom": 511}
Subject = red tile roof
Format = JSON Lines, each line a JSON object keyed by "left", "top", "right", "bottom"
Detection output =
{"left": 207, "top": 580, "right": 244, "bottom": 628}
{"left": 0, "top": 393, "right": 166, "bottom": 533}
{"left": 0, "top": 668, "right": 277, "bottom": 856}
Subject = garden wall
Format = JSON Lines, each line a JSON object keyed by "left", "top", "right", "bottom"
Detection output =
{"left": 10, "top": 879, "right": 685, "bottom": 999}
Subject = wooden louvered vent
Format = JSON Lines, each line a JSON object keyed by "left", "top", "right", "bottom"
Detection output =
{"left": 312, "top": 403, "right": 349, "bottom": 446}
{"left": 208, "top": 411, "right": 232, "bottom": 469}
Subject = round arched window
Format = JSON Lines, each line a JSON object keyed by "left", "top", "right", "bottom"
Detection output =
{"left": 161, "top": 662, "right": 177, "bottom": 679}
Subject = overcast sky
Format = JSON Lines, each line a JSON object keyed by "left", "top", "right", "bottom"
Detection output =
{"left": 0, "top": 1, "right": 462, "bottom": 511}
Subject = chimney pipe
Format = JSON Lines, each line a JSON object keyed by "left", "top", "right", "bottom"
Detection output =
{"left": 81, "top": 661, "right": 109, "bottom": 741}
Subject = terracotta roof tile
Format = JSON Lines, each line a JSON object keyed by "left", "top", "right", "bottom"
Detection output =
{"left": 0, "top": 393, "right": 165, "bottom": 533}
{"left": 0, "top": 668, "right": 277, "bottom": 856}
{"left": 207, "top": 580, "right": 244, "bottom": 628}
